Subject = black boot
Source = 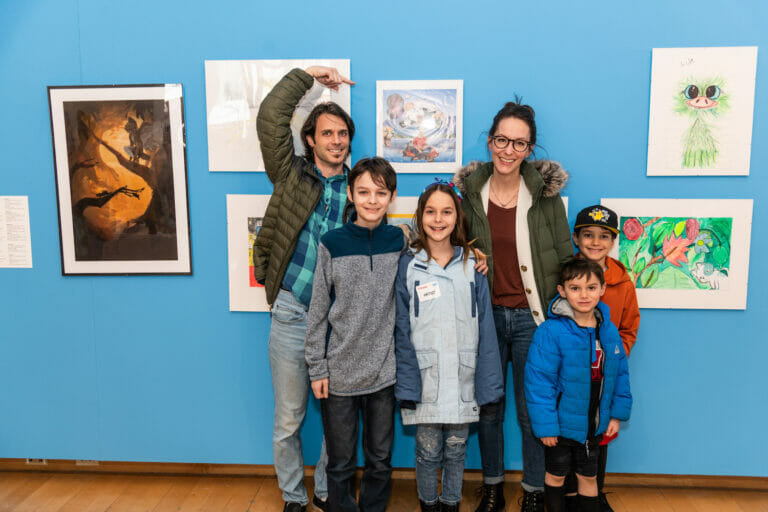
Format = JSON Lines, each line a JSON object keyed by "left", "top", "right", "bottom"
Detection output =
{"left": 440, "top": 501, "right": 459, "bottom": 512}
{"left": 598, "top": 492, "right": 614, "bottom": 512}
{"left": 578, "top": 495, "right": 600, "bottom": 512}
{"left": 519, "top": 489, "right": 545, "bottom": 512}
{"left": 474, "top": 483, "right": 505, "bottom": 512}
{"left": 420, "top": 500, "right": 440, "bottom": 512}
{"left": 544, "top": 484, "right": 565, "bottom": 512}
{"left": 565, "top": 494, "right": 580, "bottom": 512}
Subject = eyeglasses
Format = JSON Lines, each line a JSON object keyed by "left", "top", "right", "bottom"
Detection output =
{"left": 491, "top": 135, "right": 531, "bottom": 152}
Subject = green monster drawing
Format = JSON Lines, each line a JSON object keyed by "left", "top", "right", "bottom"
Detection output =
{"left": 673, "top": 76, "right": 730, "bottom": 168}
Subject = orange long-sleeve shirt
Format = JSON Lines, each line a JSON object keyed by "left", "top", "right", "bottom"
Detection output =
{"left": 601, "top": 256, "right": 640, "bottom": 356}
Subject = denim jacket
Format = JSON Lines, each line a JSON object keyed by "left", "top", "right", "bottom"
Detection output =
{"left": 394, "top": 247, "right": 504, "bottom": 425}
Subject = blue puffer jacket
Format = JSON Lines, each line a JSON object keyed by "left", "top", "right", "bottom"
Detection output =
{"left": 525, "top": 297, "right": 632, "bottom": 443}
{"left": 394, "top": 247, "right": 504, "bottom": 425}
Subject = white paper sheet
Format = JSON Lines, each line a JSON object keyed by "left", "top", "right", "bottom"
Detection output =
{"left": 206, "top": 59, "right": 351, "bottom": 172}
{"left": 647, "top": 47, "right": 758, "bottom": 176}
{"left": 0, "top": 196, "right": 32, "bottom": 268}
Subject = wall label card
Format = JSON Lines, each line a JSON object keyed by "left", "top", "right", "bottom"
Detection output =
{"left": 0, "top": 196, "right": 32, "bottom": 268}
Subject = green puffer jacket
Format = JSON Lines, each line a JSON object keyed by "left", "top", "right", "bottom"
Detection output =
{"left": 454, "top": 160, "right": 572, "bottom": 323}
{"left": 253, "top": 68, "right": 325, "bottom": 306}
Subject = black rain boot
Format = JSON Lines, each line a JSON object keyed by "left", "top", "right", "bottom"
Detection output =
{"left": 578, "top": 495, "right": 600, "bottom": 512}
{"left": 420, "top": 499, "right": 440, "bottom": 512}
{"left": 544, "top": 484, "right": 566, "bottom": 512}
{"left": 473, "top": 483, "right": 505, "bottom": 512}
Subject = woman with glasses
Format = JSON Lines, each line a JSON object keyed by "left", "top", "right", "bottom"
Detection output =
{"left": 454, "top": 101, "right": 572, "bottom": 512}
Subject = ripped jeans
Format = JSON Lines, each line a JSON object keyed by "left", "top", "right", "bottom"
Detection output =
{"left": 415, "top": 423, "right": 470, "bottom": 506}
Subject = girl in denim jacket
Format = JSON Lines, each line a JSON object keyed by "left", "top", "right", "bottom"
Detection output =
{"left": 395, "top": 181, "right": 505, "bottom": 512}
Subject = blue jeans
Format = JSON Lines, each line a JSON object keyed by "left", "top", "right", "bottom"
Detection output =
{"left": 321, "top": 386, "right": 395, "bottom": 512}
{"left": 268, "top": 289, "right": 328, "bottom": 505}
{"left": 415, "top": 423, "right": 470, "bottom": 506}
{"left": 477, "top": 306, "right": 544, "bottom": 492}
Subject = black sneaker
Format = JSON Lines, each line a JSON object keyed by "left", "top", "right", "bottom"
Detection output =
{"left": 599, "top": 492, "right": 615, "bottom": 512}
{"left": 283, "top": 503, "right": 306, "bottom": 512}
{"left": 474, "top": 483, "right": 505, "bottom": 512}
{"left": 518, "top": 490, "right": 545, "bottom": 512}
{"left": 312, "top": 495, "right": 328, "bottom": 512}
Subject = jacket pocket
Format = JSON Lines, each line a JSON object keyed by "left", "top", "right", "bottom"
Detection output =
{"left": 458, "top": 350, "right": 476, "bottom": 403}
{"left": 416, "top": 351, "right": 438, "bottom": 403}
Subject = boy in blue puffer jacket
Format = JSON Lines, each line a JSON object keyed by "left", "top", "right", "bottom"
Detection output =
{"left": 524, "top": 258, "right": 632, "bottom": 512}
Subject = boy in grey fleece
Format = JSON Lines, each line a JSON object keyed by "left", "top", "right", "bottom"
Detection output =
{"left": 306, "top": 157, "right": 405, "bottom": 512}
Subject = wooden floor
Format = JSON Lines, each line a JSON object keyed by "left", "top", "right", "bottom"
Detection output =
{"left": 1, "top": 472, "right": 767, "bottom": 511}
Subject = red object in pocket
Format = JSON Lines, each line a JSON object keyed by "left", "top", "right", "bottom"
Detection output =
{"left": 600, "top": 432, "right": 618, "bottom": 445}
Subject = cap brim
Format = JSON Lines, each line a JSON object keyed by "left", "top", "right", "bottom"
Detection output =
{"left": 574, "top": 223, "right": 619, "bottom": 235}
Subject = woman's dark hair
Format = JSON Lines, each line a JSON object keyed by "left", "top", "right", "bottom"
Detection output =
{"left": 300, "top": 102, "right": 355, "bottom": 160}
{"left": 348, "top": 157, "right": 397, "bottom": 194}
{"left": 411, "top": 184, "right": 472, "bottom": 267}
{"left": 488, "top": 96, "right": 537, "bottom": 148}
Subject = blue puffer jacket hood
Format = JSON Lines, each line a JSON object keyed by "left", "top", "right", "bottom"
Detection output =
{"left": 525, "top": 296, "right": 632, "bottom": 443}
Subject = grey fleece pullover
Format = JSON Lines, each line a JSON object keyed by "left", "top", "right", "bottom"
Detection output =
{"left": 305, "top": 219, "right": 406, "bottom": 396}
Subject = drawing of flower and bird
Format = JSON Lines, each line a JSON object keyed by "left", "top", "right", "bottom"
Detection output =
{"left": 619, "top": 216, "right": 732, "bottom": 290}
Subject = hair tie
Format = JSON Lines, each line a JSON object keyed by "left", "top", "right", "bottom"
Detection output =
{"left": 424, "top": 177, "right": 462, "bottom": 201}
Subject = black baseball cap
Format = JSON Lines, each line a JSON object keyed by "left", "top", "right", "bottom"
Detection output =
{"left": 574, "top": 205, "right": 619, "bottom": 234}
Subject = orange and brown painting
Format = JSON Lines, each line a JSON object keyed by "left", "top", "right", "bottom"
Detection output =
{"left": 63, "top": 100, "right": 178, "bottom": 261}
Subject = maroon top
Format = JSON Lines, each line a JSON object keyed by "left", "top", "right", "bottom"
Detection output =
{"left": 487, "top": 201, "right": 529, "bottom": 309}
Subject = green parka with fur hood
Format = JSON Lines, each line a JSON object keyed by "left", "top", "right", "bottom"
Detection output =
{"left": 253, "top": 68, "right": 331, "bottom": 305}
{"left": 453, "top": 160, "right": 572, "bottom": 324}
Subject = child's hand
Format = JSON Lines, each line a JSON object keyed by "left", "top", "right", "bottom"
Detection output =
{"left": 541, "top": 436, "right": 558, "bottom": 447}
{"left": 605, "top": 418, "right": 620, "bottom": 437}
{"left": 311, "top": 378, "right": 329, "bottom": 399}
{"left": 472, "top": 247, "right": 489, "bottom": 275}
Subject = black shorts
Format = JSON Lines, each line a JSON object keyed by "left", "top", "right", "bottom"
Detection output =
{"left": 544, "top": 436, "right": 601, "bottom": 477}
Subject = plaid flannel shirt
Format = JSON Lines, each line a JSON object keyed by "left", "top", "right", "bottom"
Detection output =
{"left": 282, "top": 169, "right": 348, "bottom": 307}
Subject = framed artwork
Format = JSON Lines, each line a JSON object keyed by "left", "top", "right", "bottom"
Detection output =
{"left": 226, "top": 195, "right": 270, "bottom": 312}
{"left": 376, "top": 80, "right": 463, "bottom": 173}
{"left": 205, "top": 59, "right": 351, "bottom": 172}
{"left": 601, "top": 198, "right": 753, "bottom": 309}
{"left": 647, "top": 47, "right": 758, "bottom": 176}
{"left": 48, "top": 84, "right": 192, "bottom": 275}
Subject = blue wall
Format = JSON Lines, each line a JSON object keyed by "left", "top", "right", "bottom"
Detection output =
{"left": 1, "top": 0, "right": 766, "bottom": 477}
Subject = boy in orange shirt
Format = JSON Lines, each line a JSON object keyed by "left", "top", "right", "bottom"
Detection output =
{"left": 569, "top": 205, "right": 640, "bottom": 512}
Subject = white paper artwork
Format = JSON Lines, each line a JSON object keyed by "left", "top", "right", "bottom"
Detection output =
{"left": 647, "top": 47, "right": 758, "bottom": 176}
{"left": 206, "top": 59, "right": 351, "bottom": 172}
{"left": 0, "top": 196, "right": 32, "bottom": 268}
{"left": 226, "top": 194, "right": 271, "bottom": 312}
{"left": 387, "top": 196, "right": 419, "bottom": 230}
{"left": 377, "top": 80, "right": 463, "bottom": 173}
{"left": 601, "top": 198, "right": 753, "bottom": 310}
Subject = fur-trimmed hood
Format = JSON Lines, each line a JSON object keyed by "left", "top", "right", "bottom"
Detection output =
{"left": 453, "top": 159, "right": 569, "bottom": 198}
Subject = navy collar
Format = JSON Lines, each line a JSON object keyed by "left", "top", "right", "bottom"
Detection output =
{"left": 345, "top": 212, "right": 388, "bottom": 239}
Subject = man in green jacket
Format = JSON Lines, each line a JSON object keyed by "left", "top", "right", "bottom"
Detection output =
{"left": 255, "top": 66, "right": 354, "bottom": 512}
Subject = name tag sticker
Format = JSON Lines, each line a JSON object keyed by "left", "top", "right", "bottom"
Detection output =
{"left": 416, "top": 281, "right": 441, "bottom": 302}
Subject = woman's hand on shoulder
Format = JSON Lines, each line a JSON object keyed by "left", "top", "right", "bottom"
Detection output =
{"left": 472, "top": 247, "right": 488, "bottom": 275}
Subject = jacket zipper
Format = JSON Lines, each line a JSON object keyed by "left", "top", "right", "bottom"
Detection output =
{"left": 585, "top": 327, "right": 605, "bottom": 457}
{"left": 368, "top": 229, "right": 373, "bottom": 271}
